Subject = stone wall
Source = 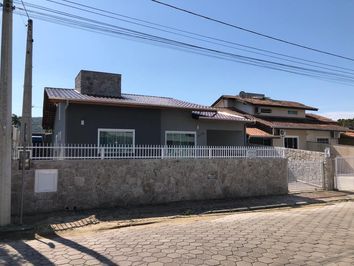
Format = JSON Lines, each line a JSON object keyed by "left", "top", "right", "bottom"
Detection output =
{"left": 282, "top": 148, "right": 325, "bottom": 162}
{"left": 282, "top": 148, "right": 334, "bottom": 190}
{"left": 11, "top": 158, "right": 288, "bottom": 215}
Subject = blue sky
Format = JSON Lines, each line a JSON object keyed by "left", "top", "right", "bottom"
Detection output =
{"left": 6, "top": 0, "right": 354, "bottom": 119}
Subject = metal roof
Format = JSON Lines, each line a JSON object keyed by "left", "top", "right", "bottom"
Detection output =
{"left": 45, "top": 88, "right": 216, "bottom": 111}
{"left": 43, "top": 88, "right": 250, "bottom": 129}
{"left": 192, "top": 111, "right": 250, "bottom": 122}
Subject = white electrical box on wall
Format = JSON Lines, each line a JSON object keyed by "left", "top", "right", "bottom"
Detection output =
{"left": 34, "top": 169, "right": 58, "bottom": 193}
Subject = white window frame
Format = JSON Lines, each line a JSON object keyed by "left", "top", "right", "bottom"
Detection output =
{"left": 165, "top": 130, "right": 197, "bottom": 146}
{"left": 317, "top": 138, "right": 329, "bottom": 144}
{"left": 97, "top": 128, "right": 135, "bottom": 146}
{"left": 284, "top": 136, "right": 299, "bottom": 149}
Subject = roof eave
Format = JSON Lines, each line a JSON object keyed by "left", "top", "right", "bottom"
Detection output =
{"left": 47, "top": 98, "right": 216, "bottom": 112}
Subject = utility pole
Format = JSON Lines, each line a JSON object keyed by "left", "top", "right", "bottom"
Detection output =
{"left": 20, "top": 19, "right": 33, "bottom": 152}
{"left": 0, "top": 0, "right": 13, "bottom": 226}
{"left": 19, "top": 19, "right": 33, "bottom": 224}
{"left": 19, "top": 19, "right": 33, "bottom": 225}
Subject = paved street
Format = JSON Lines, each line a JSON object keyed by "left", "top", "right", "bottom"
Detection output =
{"left": 1, "top": 201, "right": 354, "bottom": 265}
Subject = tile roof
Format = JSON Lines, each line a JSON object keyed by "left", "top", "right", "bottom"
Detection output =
{"left": 257, "top": 115, "right": 348, "bottom": 131}
{"left": 218, "top": 107, "right": 349, "bottom": 132}
{"left": 342, "top": 131, "right": 354, "bottom": 138}
{"left": 192, "top": 111, "right": 251, "bottom": 122}
{"left": 246, "top": 128, "right": 274, "bottom": 138}
{"left": 213, "top": 95, "right": 318, "bottom": 111}
{"left": 45, "top": 88, "right": 215, "bottom": 111}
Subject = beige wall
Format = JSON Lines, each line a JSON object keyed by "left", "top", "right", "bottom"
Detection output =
{"left": 257, "top": 107, "right": 305, "bottom": 118}
{"left": 216, "top": 99, "right": 306, "bottom": 118}
{"left": 273, "top": 129, "right": 307, "bottom": 150}
{"left": 332, "top": 144, "right": 354, "bottom": 157}
{"left": 273, "top": 129, "right": 337, "bottom": 150}
{"left": 306, "top": 130, "right": 338, "bottom": 145}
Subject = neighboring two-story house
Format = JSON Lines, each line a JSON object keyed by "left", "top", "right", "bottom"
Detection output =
{"left": 42, "top": 70, "right": 251, "bottom": 146}
{"left": 212, "top": 91, "right": 348, "bottom": 149}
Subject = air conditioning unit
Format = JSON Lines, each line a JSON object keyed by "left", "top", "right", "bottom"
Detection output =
{"left": 279, "top": 129, "right": 286, "bottom": 137}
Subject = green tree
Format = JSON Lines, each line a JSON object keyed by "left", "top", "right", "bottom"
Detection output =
{"left": 12, "top": 114, "right": 21, "bottom": 128}
{"left": 338, "top": 118, "right": 354, "bottom": 129}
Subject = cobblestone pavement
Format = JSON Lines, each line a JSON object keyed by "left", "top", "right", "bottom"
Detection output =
{"left": 1, "top": 201, "right": 354, "bottom": 265}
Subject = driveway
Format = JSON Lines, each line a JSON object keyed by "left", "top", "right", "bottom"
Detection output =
{"left": 1, "top": 201, "right": 354, "bottom": 265}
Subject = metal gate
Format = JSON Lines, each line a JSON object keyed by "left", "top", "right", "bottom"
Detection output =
{"left": 288, "top": 160, "right": 325, "bottom": 192}
{"left": 335, "top": 157, "right": 354, "bottom": 192}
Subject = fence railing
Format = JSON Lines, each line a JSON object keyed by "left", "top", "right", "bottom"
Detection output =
{"left": 335, "top": 157, "right": 354, "bottom": 176}
{"left": 13, "top": 144, "right": 285, "bottom": 160}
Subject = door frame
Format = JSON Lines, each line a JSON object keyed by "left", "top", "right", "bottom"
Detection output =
{"left": 284, "top": 135, "right": 299, "bottom": 149}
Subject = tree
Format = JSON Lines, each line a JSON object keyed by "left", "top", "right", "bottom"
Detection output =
{"left": 12, "top": 114, "right": 21, "bottom": 128}
{"left": 338, "top": 118, "right": 354, "bottom": 130}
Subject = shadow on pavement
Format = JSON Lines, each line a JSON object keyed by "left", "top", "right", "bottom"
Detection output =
{"left": 0, "top": 229, "right": 116, "bottom": 265}
{"left": 1, "top": 191, "right": 353, "bottom": 242}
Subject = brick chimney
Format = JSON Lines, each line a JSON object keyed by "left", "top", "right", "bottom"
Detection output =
{"left": 75, "top": 70, "right": 121, "bottom": 98}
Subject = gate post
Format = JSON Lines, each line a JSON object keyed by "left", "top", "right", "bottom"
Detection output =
{"left": 323, "top": 158, "right": 335, "bottom": 191}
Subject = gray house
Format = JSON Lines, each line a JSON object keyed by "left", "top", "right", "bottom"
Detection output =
{"left": 42, "top": 70, "right": 251, "bottom": 146}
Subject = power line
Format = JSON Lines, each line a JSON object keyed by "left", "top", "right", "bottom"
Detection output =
{"left": 20, "top": 0, "right": 30, "bottom": 19}
{"left": 12, "top": 2, "right": 354, "bottom": 85}
{"left": 13, "top": 3, "right": 354, "bottom": 84}
{"left": 151, "top": 0, "right": 354, "bottom": 62}
{"left": 43, "top": 0, "right": 354, "bottom": 75}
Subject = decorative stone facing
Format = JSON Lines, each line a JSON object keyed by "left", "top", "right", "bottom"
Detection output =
{"left": 75, "top": 70, "right": 121, "bottom": 98}
{"left": 283, "top": 148, "right": 325, "bottom": 162}
{"left": 283, "top": 148, "right": 334, "bottom": 190}
{"left": 11, "top": 158, "right": 288, "bottom": 214}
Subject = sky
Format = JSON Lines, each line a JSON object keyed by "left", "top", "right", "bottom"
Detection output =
{"left": 3, "top": 0, "right": 354, "bottom": 119}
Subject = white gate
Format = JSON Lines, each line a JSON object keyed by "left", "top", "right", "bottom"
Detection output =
{"left": 335, "top": 157, "right": 354, "bottom": 192}
{"left": 288, "top": 160, "right": 325, "bottom": 192}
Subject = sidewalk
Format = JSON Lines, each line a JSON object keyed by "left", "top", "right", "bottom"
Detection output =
{"left": 1, "top": 190, "right": 353, "bottom": 240}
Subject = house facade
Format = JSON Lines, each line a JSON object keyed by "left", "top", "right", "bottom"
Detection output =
{"left": 42, "top": 70, "right": 251, "bottom": 147}
{"left": 212, "top": 91, "right": 348, "bottom": 149}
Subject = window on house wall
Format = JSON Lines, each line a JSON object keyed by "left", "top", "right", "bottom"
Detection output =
{"left": 288, "top": 110, "right": 298, "bottom": 115}
{"left": 98, "top": 129, "right": 135, "bottom": 146}
{"left": 165, "top": 131, "right": 196, "bottom": 146}
{"left": 260, "top": 108, "right": 272, "bottom": 114}
{"left": 284, "top": 136, "right": 298, "bottom": 149}
{"left": 317, "top": 138, "right": 329, "bottom": 144}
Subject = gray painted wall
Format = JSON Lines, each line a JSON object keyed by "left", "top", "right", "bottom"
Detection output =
{"left": 65, "top": 104, "right": 161, "bottom": 145}
{"left": 207, "top": 130, "right": 242, "bottom": 146}
{"left": 160, "top": 109, "right": 246, "bottom": 146}
{"left": 62, "top": 104, "right": 246, "bottom": 146}
{"left": 11, "top": 158, "right": 288, "bottom": 214}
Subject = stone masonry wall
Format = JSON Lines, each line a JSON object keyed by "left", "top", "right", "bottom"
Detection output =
{"left": 282, "top": 148, "right": 325, "bottom": 162}
{"left": 282, "top": 148, "right": 333, "bottom": 190}
{"left": 11, "top": 158, "right": 288, "bottom": 215}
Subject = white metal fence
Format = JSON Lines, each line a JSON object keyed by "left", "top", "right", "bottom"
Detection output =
{"left": 13, "top": 144, "right": 285, "bottom": 160}
{"left": 335, "top": 157, "right": 354, "bottom": 176}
